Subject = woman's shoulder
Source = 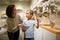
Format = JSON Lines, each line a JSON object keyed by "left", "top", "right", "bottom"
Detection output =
{"left": 6, "top": 17, "right": 12, "bottom": 23}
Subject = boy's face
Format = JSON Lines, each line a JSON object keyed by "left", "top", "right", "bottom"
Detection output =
{"left": 26, "top": 10, "right": 32, "bottom": 19}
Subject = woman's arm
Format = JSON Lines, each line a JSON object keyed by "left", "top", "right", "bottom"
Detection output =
{"left": 18, "top": 15, "right": 23, "bottom": 23}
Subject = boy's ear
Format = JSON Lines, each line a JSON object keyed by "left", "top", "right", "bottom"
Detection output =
{"left": 31, "top": 14, "right": 33, "bottom": 16}
{"left": 31, "top": 15, "right": 33, "bottom": 17}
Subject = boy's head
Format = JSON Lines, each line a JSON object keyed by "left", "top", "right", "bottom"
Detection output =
{"left": 26, "top": 10, "right": 33, "bottom": 19}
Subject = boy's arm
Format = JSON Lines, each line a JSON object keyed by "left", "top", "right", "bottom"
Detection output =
{"left": 22, "top": 25, "right": 29, "bottom": 32}
{"left": 22, "top": 20, "right": 26, "bottom": 32}
{"left": 35, "top": 17, "right": 40, "bottom": 28}
{"left": 22, "top": 27, "right": 26, "bottom": 32}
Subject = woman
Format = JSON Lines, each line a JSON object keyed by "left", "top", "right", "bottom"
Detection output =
{"left": 6, "top": 5, "right": 22, "bottom": 40}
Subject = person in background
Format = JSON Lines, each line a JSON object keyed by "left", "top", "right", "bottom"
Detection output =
{"left": 6, "top": 5, "right": 22, "bottom": 40}
{"left": 22, "top": 10, "right": 39, "bottom": 40}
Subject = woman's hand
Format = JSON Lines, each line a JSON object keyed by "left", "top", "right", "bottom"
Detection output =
{"left": 17, "top": 24, "right": 23, "bottom": 28}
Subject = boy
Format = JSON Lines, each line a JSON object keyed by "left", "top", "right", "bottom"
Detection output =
{"left": 22, "top": 10, "right": 39, "bottom": 40}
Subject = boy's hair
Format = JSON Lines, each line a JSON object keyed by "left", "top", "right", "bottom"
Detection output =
{"left": 27, "top": 10, "right": 33, "bottom": 16}
{"left": 30, "top": 10, "right": 33, "bottom": 15}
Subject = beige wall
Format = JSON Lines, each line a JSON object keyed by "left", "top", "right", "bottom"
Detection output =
{"left": 30, "top": 0, "right": 42, "bottom": 10}
{"left": 0, "top": 1, "right": 30, "bottom": 19}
